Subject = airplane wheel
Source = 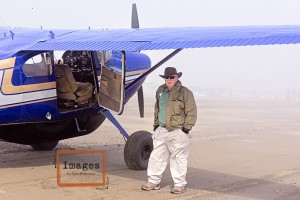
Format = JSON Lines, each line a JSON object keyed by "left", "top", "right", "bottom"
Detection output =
{"left": 31, "top": 140, "right": 59, "bottom": 151}
{"left": 124, "top": 131, "right": 153, "bottom": 170}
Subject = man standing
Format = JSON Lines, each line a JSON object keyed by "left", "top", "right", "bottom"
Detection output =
{"left": 141, "top": 67, "right": 197, "bottom": 194}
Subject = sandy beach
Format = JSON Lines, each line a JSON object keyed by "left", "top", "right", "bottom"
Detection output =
{"left": 1, "top": 95, "right": 300, "bottom": 200}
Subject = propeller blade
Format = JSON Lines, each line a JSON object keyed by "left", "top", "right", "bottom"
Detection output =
{"left": 138, "top": 86, "right": 144, "bottom": 118}
{"left": 131, "top": 4, "right": 139, "bottom": 29}
{"left": 132, "top": 3, "right": 143, "bottom": 118}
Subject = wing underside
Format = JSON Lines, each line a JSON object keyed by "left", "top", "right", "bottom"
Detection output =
{"left": 1, "top": 25, "right": 300, "bottom": 58}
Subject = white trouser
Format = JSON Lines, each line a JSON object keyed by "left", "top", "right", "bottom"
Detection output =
{"left": 147, "top": 126, "right": 190, "bottom": 187}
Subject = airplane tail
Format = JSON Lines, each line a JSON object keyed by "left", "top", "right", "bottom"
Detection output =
{"left": 131, "top": 4, "right": 139, "bottom": 29}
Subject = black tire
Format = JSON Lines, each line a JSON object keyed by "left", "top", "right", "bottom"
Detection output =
{"left": 31, "top": 140, "right": 59, "bottom": 151}
{"left": 124, "top": 131, "right": 153, "bottom": 170}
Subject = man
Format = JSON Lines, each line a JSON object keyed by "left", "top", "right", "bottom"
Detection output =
{"left": 141, "top": 67, "right": 197, "bottom": 194}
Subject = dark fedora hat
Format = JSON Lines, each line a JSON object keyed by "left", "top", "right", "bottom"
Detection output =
{"left": 159, "top": 67, "right": 182, "bottom": 78}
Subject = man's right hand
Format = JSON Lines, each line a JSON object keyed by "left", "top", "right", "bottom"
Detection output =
{"left": 153, "top": 125, "right": 159, "bottom": 131}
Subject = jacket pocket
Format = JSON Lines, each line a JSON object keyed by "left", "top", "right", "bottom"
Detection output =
{"left": 170, "top": 115, "right": 184, "bottom": 127}
{"left": 172, "top": 99, "right": 184, "bottom": 115}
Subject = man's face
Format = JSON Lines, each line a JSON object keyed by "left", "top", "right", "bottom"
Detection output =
{"left": 164, "top": 75, "right": 179, "bottom": 90}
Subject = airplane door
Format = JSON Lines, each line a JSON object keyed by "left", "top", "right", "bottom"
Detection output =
{"left": 98, "top": 51, "right": 125, "bottom": 114}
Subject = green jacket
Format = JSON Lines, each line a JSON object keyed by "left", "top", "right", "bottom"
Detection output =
{"left": 154, "top": 81, "right": 197, "bottom": 132}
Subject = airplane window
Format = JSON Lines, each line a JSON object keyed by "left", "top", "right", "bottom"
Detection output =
{"left": 104, "top": 51, "right": 112, "bottom": 64}
{"left": 53, "top": 51, "right": 65, "bottom": 64}
{"left": 23, "top": 53, "right": 52, "bottom": 77}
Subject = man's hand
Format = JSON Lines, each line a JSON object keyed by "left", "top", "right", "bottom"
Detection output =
{"left": 181, "top": 127, "right": 190, "bottom": 134}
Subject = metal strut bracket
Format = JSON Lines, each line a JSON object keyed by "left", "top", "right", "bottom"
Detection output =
{"left": 75, "top": 118, "right": 86, "bottom": 132}
{"left": 100, "top": 109, "right": 130, "bottom": 139}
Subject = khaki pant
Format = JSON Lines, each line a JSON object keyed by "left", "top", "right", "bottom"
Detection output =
{"left": 147, "top": 127, "right": 190, "bottom": 187}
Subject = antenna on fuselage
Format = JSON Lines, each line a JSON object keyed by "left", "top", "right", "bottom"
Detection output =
{"left": 131, "top": 4, "right": 144, "bottom": 118}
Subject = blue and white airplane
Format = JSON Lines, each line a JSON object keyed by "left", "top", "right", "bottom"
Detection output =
{"left": 1, "top": 4, "right": 300, "bottom": 170}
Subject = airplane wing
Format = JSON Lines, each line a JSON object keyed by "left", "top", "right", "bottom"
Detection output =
{"left": 1, "top": 25, "right": 300, "bottom": 58}
{"left": 0, "top": 27, "right": 76, "bottom": 59}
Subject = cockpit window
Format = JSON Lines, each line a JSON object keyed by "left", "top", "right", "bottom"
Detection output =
{"left": 23, "top": 52, "right": 52, "bottom": 77}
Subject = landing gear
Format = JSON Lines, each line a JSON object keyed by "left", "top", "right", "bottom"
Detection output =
{"left": 100, "top": 110, "right": 153, "bottom": 170}
{"left": 31, "top": 140, "right": 59, "bottom": 150}
{"left": 124, "top": 131, "right": 153, "bottom": 170}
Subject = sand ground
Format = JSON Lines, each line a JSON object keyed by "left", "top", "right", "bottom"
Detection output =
{"left": 1, "top": 95, "right": 300, "bottom": 200}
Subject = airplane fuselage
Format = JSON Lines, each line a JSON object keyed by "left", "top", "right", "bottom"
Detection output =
{"left": 0, "top": 50, "right": 151, "bottom": 144}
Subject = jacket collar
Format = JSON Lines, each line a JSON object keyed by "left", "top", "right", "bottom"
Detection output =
{"left": 157, "top": 81, "right": 182, "bottom": 98}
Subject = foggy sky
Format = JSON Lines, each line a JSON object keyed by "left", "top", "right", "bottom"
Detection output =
{"left": 1, "top": 0, "right": 300, "bottom": 90}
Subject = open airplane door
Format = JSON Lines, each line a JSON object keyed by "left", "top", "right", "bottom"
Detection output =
{"left": 98, "top": 51, "right": 125, "bottom": 114}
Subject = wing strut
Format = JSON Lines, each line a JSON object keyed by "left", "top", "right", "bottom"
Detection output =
{"left": 100, "top": 109, "right": 129, "bottom": 139}
{"left": 125, "top": 48, "right": 183, "bottom": 91}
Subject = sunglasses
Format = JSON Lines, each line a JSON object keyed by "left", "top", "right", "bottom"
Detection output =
{"left": 164, "top": 76, "right": 176, "bottom": 79}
